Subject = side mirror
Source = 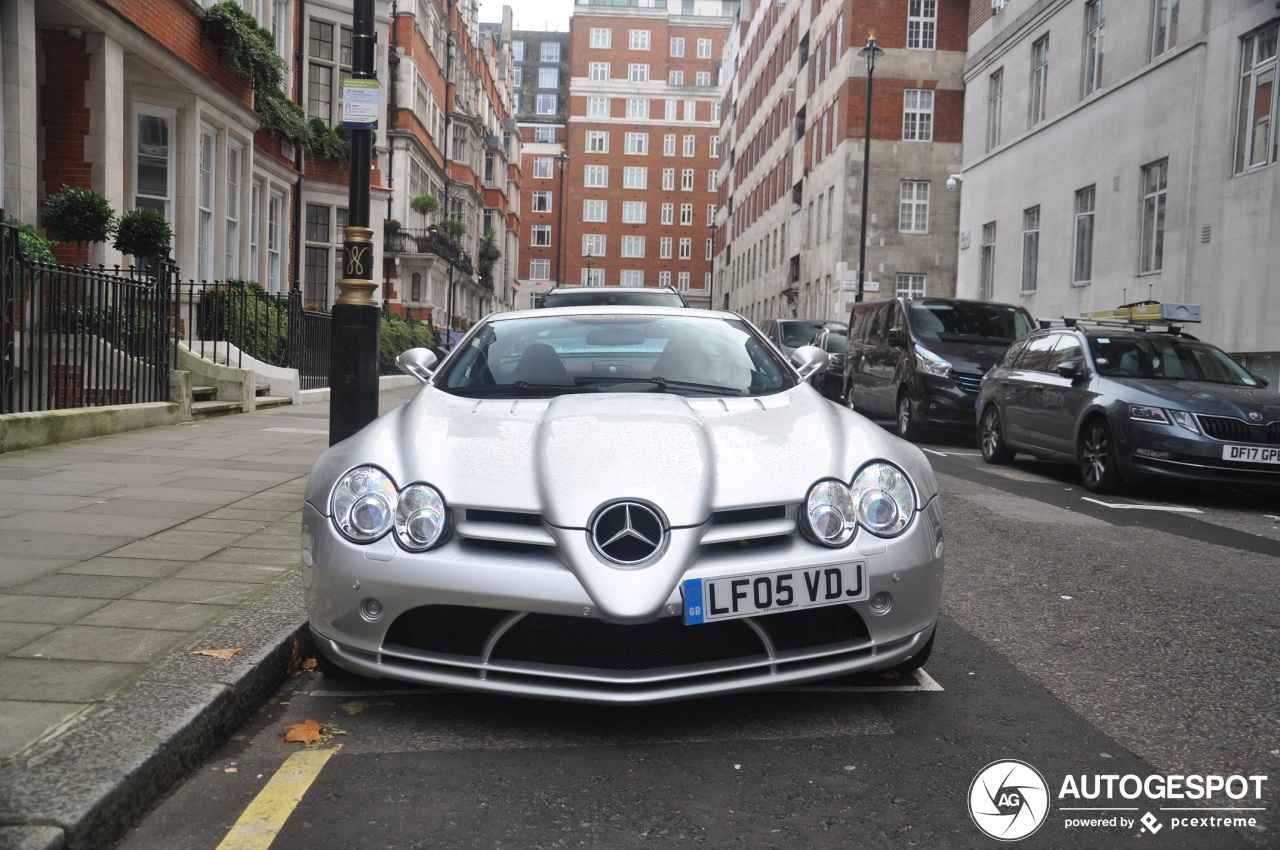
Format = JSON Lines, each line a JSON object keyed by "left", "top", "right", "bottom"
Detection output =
{"left": 1250, "top": 371, "right": 1270, "bottom": 388}
{"left": 790, "top": 345, "right": 830, "bottom": 381}
{"left": 396, "top": 347, "right": 439, "bottom": 383}
{"left": 888, "top": 327, "right": 906, "bottom": 348}
{"left": 1056, "top": 360, "right": 1083, "bottom": 380}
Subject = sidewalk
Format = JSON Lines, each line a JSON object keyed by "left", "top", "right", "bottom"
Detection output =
{"left": 0, "top": 380, "right": 421, "bottom": 850}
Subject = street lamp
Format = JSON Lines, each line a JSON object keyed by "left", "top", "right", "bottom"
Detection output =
{"left": 556, "top": 150, "right": 569, "bottom": 285}
{"left": 585, "top": 251, "right": 593, "bottom": 284}
{"left": 856, "top": 36, "right": 884, "bottom": 304}
{"left": 708, "top": 221, "right": 719, "bottom": 310}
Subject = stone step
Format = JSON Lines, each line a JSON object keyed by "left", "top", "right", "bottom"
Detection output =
{"left": 254, "top": 395, "right": 293, "bottom": 410}
{"left": 191, "top": 400, "right": 241, "bottom": 419}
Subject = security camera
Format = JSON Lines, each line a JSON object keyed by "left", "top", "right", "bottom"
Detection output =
{"left": 946, "top": 174, "right": 962, "bottom": 191}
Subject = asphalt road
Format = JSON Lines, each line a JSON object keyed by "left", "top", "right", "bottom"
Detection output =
{"left": 115, "top": 429, "right": 1278, "bottom": 850}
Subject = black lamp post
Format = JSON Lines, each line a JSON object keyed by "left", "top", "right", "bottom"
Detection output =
{"left": 708, "top": 220, "right": 718, "bottom": 310}
{"left": 855, "top": 37, "right": 884, "bottom": 304}
{"left": 556, "top": 150, "right": 569, "bottom": 284}
{"left": 585, "top": 251, "right": 593, "bottom": 284}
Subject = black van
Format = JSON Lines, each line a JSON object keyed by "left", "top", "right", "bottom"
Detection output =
{"left": 843, "top": 297, "right": 1035, "bottom": 440}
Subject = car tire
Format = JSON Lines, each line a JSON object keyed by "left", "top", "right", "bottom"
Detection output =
{"left": 891, "top": 627, "right": 935, "bottom": 673}
{"left": 1079, "top": 418, "right": 1123, "bottom": 494}
{"left": 978, "top": 405, "right": 1014, "bottom": 464}
{"left": 896, "top": 393, "right": 922, "bottom": 442}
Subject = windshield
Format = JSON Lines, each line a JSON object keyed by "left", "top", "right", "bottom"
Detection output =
{"left": 906, "top": 301, "right": 1035, "bottom": 345}
{"left": 1088, "top": 335, "right": 1263, "bottom": 386}
{"left": 818, "top": 332, "right": 848, "bottom": 355}
{"left": 540, "top": 290, "right": 686, "bottom": 308}
{"left": 781, "top": 321, "right": 845, "bottom": 348}
{"left": 435, "top": 314, "right": 796, "bottom": 397}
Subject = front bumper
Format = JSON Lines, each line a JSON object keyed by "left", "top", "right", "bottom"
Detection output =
{"left": 911, "top": 372, "right": 983, "bottom": 430}
{"left": 301, "top": 497, "right": 944, "bottom": 704}
{"left": 1121, "top": 423, "right": 1280, "bottom": 488}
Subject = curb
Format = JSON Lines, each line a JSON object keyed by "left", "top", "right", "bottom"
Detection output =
{"left": 0, "top": 575, "right": 315, "bottom": 850}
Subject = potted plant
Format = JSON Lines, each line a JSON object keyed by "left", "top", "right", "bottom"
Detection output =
{"left": 410, "top": 194, "right": 440, "bottom": 218}
{"left": 112, "top": 208, "right": 173, "bottom": 278}
{"left": 41, "top": 185, "right": 115, "bottom": 265}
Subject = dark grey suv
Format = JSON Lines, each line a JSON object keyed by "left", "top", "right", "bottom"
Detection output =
{"left": 976, "top": 321, "right": 1280, "bottom": 492}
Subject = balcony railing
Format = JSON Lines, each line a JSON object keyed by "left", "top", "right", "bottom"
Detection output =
{"left": 385, "top": 227, "right": 475, "bottom": 276}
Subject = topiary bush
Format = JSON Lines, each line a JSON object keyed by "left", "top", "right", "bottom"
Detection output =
{"left": 41, "top": 185, "right": 115, "bottom": 264}
{"left": 113, "top": 208, "right": 173, "bottom": 264}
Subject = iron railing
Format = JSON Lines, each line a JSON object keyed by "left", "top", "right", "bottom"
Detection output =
{"left": 384, "top": 227, "right": 475, "bottom": 275}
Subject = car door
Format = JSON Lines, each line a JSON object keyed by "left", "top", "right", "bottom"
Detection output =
{"left": 1000, "top": 332, "right": 1060, "bottom": 449}
{"left": 859, "top": 302, "right": 904, "bottom": 415}
{"left": 1031, "top": 334, "right": 1092, "bottom": 456}
{"left": 846, "top": 304, "right": 881, "bottom": 412}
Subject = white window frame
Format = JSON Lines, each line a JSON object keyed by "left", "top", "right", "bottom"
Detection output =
{"left": 623, "top": 167, "right": 648, "bottom": 189}
{"left": 588, "top": 96, "right": 609, "bottom": 117}
{"left": 696, "top": 71, "right": 711, "bottom": 87}
{"left": 629, "top": 64, "right": 650, "bottom": 83}
{"left": 1020, "top": 206, "right": 1040, "bottom": 293}
{"left": 664, "top": 135, "right": 677, "bottom": 156}
{"left": 535, "top": 93, "right": 557, "bottom": 115}
{"left": 1235, "top": 23, "right": 1278, "bottom": 173}
{"left": 1083, "top": 0, "right": 1106, "bottom": 96}
{"left": 669, "top": 70, "right": 684, "bottom": 86}
{"left": 907, "top": 1, "right": 937, "bottom": 51}
{"left": 583, "top": 199, "right": 608, "bottom": 222}
{"left": 663, "top": 168, "right": 675, "bottom": 190}
{"left": 267, "top": 188, "right": 284, "bottom": 293}
{"left": 1140, "top": 159, "right": 1167, "bottom": 274}
{"left": 697, "top": 38, "right": 712, "bottom": 58}
{"left": 679, "top": 237, "right": 692, "bottom": 260}
{"left": 531, "top": 224, "right": 552, "bottom": 247}
{"left": 660, "top": 237, "right": 672, "bottom": 259}
{"left": 1030, "top": 35, "right": 1049, "bottom": 127}
{"left": 530, "top": 258, "right": 550, "bottom": 280}
{"left": 586, "top": 131, "right": 610, "bottom": 153}
{"left": 987, "top": 69, "right": 1003, "bottom": 151}
{"left": 133, "top": 104, "right": 175, "bottom": 223}
{"left": 532, "top": 191, "right": 552, "bottom": 213}
{"left": 620, "top": 269, "right": 643, "bottom": 287}
{"left": 197, "top": 124, "right": 216, "bottom": 282}
{"left": 899, "top": 180, "right": 930, "bottom": 233}
{"left": 1073, "top": 185, "right": 1095, "bottom": 286}
{"left": 1151, "top": 0, "right": 1179, "bottom": 58}
{"left": 895, "top": 273, "right": 926, "bottom": 298}
{"left": 590, "top": 28, "right": 611, "bottom": 49}
{"left": 629, "top": 29, "right": 650, "bottom": 50}
{"left": 541, "top": 42, "right": 560, "bottom": 62}
{"left": 661, "top": 203, "right": 674, "bottom": 225}
{"left": 582, "top": 234, "right": 606, "bottom": 256}
{"left": 902, "top": 89, "right": 934, "bottom": 141}
{"left": 621, "top": 235, "right": 645, "bottom": 257}
{"left": 627, "top": 98, "right": 650, "bottom": 119}
{"left": 683, "top": 135, "right": 696, "bottom": 156}
{"left": 681, "top": 169, "right": 694, "bottom": 190}
{"left": 670, "top": 37, "right": 685, "bottom": 57}
{"left": 625, "top": 132, "right": 649, "bottom": 155}
{"left": 225, "top": 140, "right": 243, "bottom": 277}
{"left": 622, "top": 201, "right": 647, "bottom": 223}
{"left": 680, "top": 203, "right": 693, "bottom": 226}
{"left": 589, "top": 62, "right": 610, "bottom": 81}
{"left": 538, "top": 67, "right": 559, "bottom": 88}
{"left": 534, "top": 156, "right": 554, "bottom": 178}
{"left": 584, "top": 165, "right": 608, "bottom": 188}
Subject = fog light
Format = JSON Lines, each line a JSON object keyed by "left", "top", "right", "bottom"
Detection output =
{"left": 360, "top": 598, "right": 384, "bottom": 621}
{"left": 1135, "top": 448, "right": 1173, "bottom": 459}
{"left": 869, "top": 592, "right": 892, "bottom": 614}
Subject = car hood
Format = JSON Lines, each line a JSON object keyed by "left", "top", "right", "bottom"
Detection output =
{"left": 306, "top": 386, "right": 938, "bottom": 528}
{"left": 917, "top": 340, "right": 1012, "bottom": 374}
{"left": 1107, "top": 378, "right": 1280, "bottom": 419}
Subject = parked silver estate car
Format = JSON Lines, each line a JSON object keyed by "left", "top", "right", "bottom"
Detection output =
{"left": 303, "top": 307, "right": 944, "bottom": 704}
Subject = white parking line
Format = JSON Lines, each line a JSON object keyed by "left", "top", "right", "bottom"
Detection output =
{"left": 921, "top": 448, "right": 982, "bottom": 458}
{"left": 1081, "top": 497, "right": 1202, "bottom": 513}
{"left": 263, "top": 427, "right": 329, "bottom": 435}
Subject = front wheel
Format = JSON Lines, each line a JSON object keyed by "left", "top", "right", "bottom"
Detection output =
{"left": 896, "top": 393, "right": 923, "bottom": 442}
{"left": 1079, "top": 419, "right": 1123, "bottom": 493}
{"left": 978, "top": 405, "right": 1014, "bottom": 464}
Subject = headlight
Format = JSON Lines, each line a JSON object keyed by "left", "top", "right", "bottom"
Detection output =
{"left": 395, "top": 484, "right": 450, "bottom": 551}
{"left": 1128, "top": 404, "right": 1169, "bottom": 424}
{"left": 850, "top": 462, "right": 916, "bottom": 538}
{"left": 803, "top": 479, "right": 858, "bottom": 547}
{"left": 1168, "top": 409, "right": 1201, "bottom": 434}
{"left": 913, "top": 344, "right": 952, "bottom": 378}
{"left": 332, "top": 466, "right": 398, "bottom": 542}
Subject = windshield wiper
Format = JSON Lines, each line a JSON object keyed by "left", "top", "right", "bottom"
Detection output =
{"left": 648, "top": 376, "right": 744, "bottom": 395}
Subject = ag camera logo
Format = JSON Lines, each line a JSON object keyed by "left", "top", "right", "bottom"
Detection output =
{"left": 969, "top": 759, "right": 1051, "bottom": 841}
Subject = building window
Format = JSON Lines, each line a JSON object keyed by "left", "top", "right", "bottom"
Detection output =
{"left": 709, "top": 136, "right": 721, "bottom": 157}
{"left": 512, "top": 40, "right": 525, "bottom": 61}
{"left": 1140, "top": 159, "right": 1168, "bottom": 274}
{"left": 531, "top": 225, "right": 552, "bottom": 247}
{"left": 1030, "top": 36, "right": 1049, "bottom": 126}
{"left": 664, "top": 135, "right": 677, "bottom": 156}
{"left": 534, "top": 125, "right": 555, "bottom": 143}
{"left": 697, "top": 38, "right": 712, "bottom": 58}
{"left": 304, "top": 245, "right": 329, "bottom": 307}
{"left": 659, "top": 270, "right": 672, "bottom": 287}
{"left": 621, "top": 235, "right": 645, "bottom": 257}
{"left": 530, "top": 258, "right": 550, "bottom": 280}
{"left": 135, "top": 108, "right": 173, "bottom": 220}
{"left": 586, "top": 131, "right": 609, "bottom": 153}
{"left": 696, "top": 71, "right": 711, "bottom": 87}
{"left": 679, "top": 271, "right": 691, "bottom": 291}
{"left": 583, "top": 234, "right": 605, "bottom": 256}
{"left": 627, "top": 98, "right": 649, "bottom": 119}
{"left": 1083, "top": 1, "right": 1106, "bottom": 96}
{"left": 681, "top": 169, "right": 694, "bottom": 190}
{"left": 896, "top": 274, "right": 927, "bottom": 298}
{"left": 1073, "top": 186, "right": 1096, "bottom": 286}
{"left": 622, "top": 201, "right": 647, "bottom": 223}
{"left": 198, "top": 125, "right": 216, "bottom": 283}
{"left": 538, "top": 67, "right": 559, "bottom": 88}
{"left": 660, "top": 237, "right": 672, "bottom": 259}
{"left": 249, "top": 179, "right": 261, "bottom": 280}
{"left": 1152, "top": 0, "right": 1179, "bottom": 58}
{"left": 541, "top": 42, "right": 560, "bottom": 62}
{"left": 678, "top": 238, "right": 692, "bottom": 260}
{"left": 536, "top": 94, "right": 557, "bottom": 115}
{"left": 625, "top": 132, "right": 649, "bottom": 154}
{"left": 1235, "top": 24, "right": 1278, "bottom": 173}
{"left": 669, "top": 70, "right": 684, "bottom": 86}
{"left": 902, "top": 89, "right": 934, "bottom": 141}
{"left": 662, "top": 168, "right": 675, "bottom": 190}
{"left": 670, "top": 37, "right": 685, "bottom": 57}
{"left": 620, "top": 270, "right": 643, "bottom": 287}
{"left": 267, "top": 189, "right": 284, "bottom": 293}
{"left": 630, "top": 29, "right": 650, "bottom": 50}
{"left": 907, "top": 1, "right": 937, "bottom": 51}
{"left": 583, "top": 199, "right": 608, "bottom": 221}
{"left": 589, "top": 62, "right": 610, "bottom": 81}
{"left": 707, "top": 204, "right": 716, "bottom": 226}
{"left": 623, "top": 167, "right": 648, "bottom": 189}
{"left": 590, "top": 28, "right": 611, "bottom": 49}
{"left": 629, "top": 64, "right": 650, "bottom": 83}
{"left": 531, "top": 191, "right": 552, "bottom": 213}
{"left": 705, "top": 238, "right": 714, "bottom": 260}
{"left": 513, "top": 66, "right": 523, "bottom": 87}
{"left": 680, "top": 203, "right": 693, "bottom": 225}
{"left": 588, "top": 96, "right": 609, "bottom": 117}
{"left": 665, "top": 100, "right": 678, "bottom": 121}
{"left": 684, "top": 101, "right": 697, "bottom": 121}
{"left": 987, "top": 69, "right": 1003, "bottom": 151}
{"left": 307, "top": 20, "right": 351, "bottom": 123}
{"left": 661, "top": 203, "right": 674, "bottom": 225}
{"left": 409, "top": 273, "right": 421, "bottom": 302}
{"left": 683, "top": 135, "right": 696, "bottom": 156}
{"left": 584, "top": 165, "right": 608, "bottom": 187}
{"left": 225, "top": 142, "right": 242, "bottom": 277}
{"left": 979, "top": 222, "right": 997, "bottom": 300}
{"left": 708, "top": 171, "right": 719, "bottom": 191}
{"left": 533, "top": 156, "right": 554, "bottom": 178}
{"left": 1020, "top": 206, "right": 1040, "bottom": 293}
{"left": 899, "top": 181, "right": 930, "bottom": 233}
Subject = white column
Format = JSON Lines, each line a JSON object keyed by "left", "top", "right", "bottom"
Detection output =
{"left": 86, "top": 31, "right": 124, "bottom": 267}
{"left": 1, "top": 0, "right": 38, "bottom": 222}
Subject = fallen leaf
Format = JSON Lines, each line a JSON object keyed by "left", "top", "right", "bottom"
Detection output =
{"left": 286, "top": 639, "right": 304, "bottom": 678}
{"left": 302, "top": 657, "right": 318, "bottom": 673}
{"left": 283, "top": 718, "right": 323, "bottom": 745}
{"left": 192, "top": 647, "right": 245, "bottom": 661}
{"left": 878, "top": 670, "right": 902, "bottom": 680}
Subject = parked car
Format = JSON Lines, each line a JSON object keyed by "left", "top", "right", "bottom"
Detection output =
{"left": 844, "top": 297, "right": 1036, "bottom": 441}
{"left": 537, "top": 285, "right": 688, "bottom": 308}
{"left": 976, "top": 318, "right": 1280, "bottom": 493}
{"left": 303, "top": 306, "right": 944, "bottom": 704}
{"left": 808, "top": 326, "right": 849, "bottom": 402}
{"left": 760, "top": 318, "right": 848, "bottom": 358}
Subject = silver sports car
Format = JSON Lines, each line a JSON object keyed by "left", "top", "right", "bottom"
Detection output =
{"left": 302, "top": 307, "right": 944, "bottom": 704}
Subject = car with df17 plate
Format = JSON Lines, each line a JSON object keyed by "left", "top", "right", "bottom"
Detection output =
{"left": 537, "top": 284, "right": 688, "bottom": 308}
{"left": 976, "top": 302, "right": 1280, "bottom": 493}
{"left": 302, "top": 307, "right": 944, "bottom": 704}
{"left": 759, "top": 317, "right": 848, "bottom": 359}
{"left": 843, "top": 297, "right": 1036, "bottom": 441}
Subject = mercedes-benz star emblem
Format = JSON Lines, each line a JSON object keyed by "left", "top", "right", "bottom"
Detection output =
{"left": 591, "top": 502, "right": 666, "bottom": 566}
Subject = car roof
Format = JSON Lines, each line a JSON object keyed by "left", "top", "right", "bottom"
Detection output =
{"left": 488, "top": 305, "right": 730, "bottom": 322}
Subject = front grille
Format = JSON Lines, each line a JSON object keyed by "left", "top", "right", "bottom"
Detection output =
{"left": 384, "top": 604, "right": 870, "bottom": 672}
{"left": 953, "top": 371, "right": 984, "bottom": 395}
{"left": 1196, "top": 415, "right": 1280, "bottom": 445}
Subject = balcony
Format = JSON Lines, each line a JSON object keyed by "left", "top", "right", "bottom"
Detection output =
{"left": 385, "top": 227, "right": 474, "bottom": 275}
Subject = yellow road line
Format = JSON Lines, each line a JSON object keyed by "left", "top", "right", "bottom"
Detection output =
{"left": 216, "top": 747, "right": 338, "bottom": 850}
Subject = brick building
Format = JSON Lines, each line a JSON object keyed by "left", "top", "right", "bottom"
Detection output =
{"left": 716, "top": 0, "right": 967, "bottom": 327}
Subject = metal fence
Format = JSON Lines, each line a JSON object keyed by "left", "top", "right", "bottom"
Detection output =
{"left": 2, "top": 218, "right": 174, "bottom": 414}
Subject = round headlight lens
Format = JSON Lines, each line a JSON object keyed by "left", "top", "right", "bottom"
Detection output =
{"left": 804, "top": 479, "right": 857, "bottom": 547}
{"left": 332, "top": 466, "right": 398, "bottom": 542}
{"left": 395, "top": 484, "right": 449, "bottom": 551}
{"left": 851, "top": 462, "right": 916, "bottom": 537}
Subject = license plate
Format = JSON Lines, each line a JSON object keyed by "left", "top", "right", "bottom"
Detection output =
{"left": 682, "top": 563, "right": 866, "bottom": 625}
{"left": 1221, "top": 444, "right": 1280, "bottom": 464}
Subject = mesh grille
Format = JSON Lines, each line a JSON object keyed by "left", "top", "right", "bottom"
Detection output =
{"left": 1196, "top": 415, "right": 1280, "bottom": 445}
{"left": 762, "top": 605, "right": 869, "bottom": 650}
{"left": 385, "top": 605, "right": 511, "bottom": 656}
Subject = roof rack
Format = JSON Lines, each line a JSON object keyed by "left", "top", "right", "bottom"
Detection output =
{"left": 1035, "top": 302, "right": 1202, "bottom": 337}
